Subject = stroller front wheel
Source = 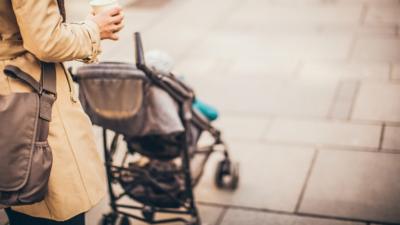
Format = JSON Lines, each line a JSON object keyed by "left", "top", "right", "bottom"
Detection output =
{"left": 214, "top": 159, "right": 239, "bottom": 190}
{"left": 187, "top": 217, "right": 201, "bottom": 225}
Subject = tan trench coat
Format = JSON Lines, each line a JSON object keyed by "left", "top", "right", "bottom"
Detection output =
{"left": 0, "top": 0, "right": 106, "bottom": 221}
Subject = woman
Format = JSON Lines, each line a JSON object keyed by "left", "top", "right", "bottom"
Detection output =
{"left": 0, "top": 0, "right": 124, "bottom": 224}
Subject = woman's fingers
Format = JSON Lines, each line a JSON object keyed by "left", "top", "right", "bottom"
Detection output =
{"left": 91, "top": 6, "right": 124, "bottom": 41}
{"left": 111, "top": 22, "right": 124, "bottom": 33}
{"left": 109, "top": 33, "right": 119, "bottom": 40}
{"left": 107, "top": 7, "right": 122, "bottom": 16}
{"left": 109, "top": 13, "right": 124, "bottom": 25}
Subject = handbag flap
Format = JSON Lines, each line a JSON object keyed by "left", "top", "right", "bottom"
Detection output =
{"left": 0, "top": 93, "right": 39, "bottom": 191}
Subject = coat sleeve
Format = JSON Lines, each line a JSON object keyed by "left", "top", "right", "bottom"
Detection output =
{"left": 11, "top": 0, "right": 101, "bottom": 63}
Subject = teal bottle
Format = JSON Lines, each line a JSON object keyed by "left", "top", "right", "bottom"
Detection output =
{"left": 193, "top": 99, "right": 219, "bottom": 121}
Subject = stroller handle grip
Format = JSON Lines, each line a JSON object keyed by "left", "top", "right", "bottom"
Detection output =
{"left": 134, "top": 32, "right": 146, "bottom": 69}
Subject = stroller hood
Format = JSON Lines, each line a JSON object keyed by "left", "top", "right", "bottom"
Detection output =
{"left": 75, "top": 62, "right": 184, "bottom": 137}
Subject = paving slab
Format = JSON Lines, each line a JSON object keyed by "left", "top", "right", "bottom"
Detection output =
{"left": 266, "top": 0, "right": 400, "bottom": 6}
{"left": 382, "top": 126, "right": 400, "bottom": 152}
{"left": 188, "top": 31, "right": 352, "bottom": 61}
{"left": 213, "top": 115, "right": 271, "bottom": 141}
{"left": 352, "top": 37, "right": 400, "bottom": 62}
{"left": 359, "top": 0, "right": 400, "bottom": 5}
{"left": 138, "top": 0, "right": 241, "bottom": 60}
{"left": 364, "top": 7, "right": 400, "bottom": 27}
{"left": 299, "top": 61, "right": 390, "bottom": 82}
{"left": 220, "top": 209, "right": 365, "bottom": 225}
{"left": 299, "top": 150, "right": 400, "bottom": 224}
{"left": 228, "top": 58, "right": 299, "bottom": 79}
{"left": 188, "top": 77, "right": 336, "bottom": 117}
{"left": 174, "top": 57, "right": 228, "bottom": 78}
{"left": 185, "top": 76, "right": 284, "bottom": 115}
{"left": 224, "top": 3, "right": 362, "bottom": 30}
{"left": 144, "top": 0, "right": 238, "bottom": 30}
{"left": 352, "top": 83, "right": 400, "bottom": 122}
{"left": 133, "top": 205, "right": 224, "bottom": 225}
{"left": 274, "top": 81, "right": 337, "bottom": 117}
{"left": 265, "top": 119, "right": 381, "bottom": 149}
{"left": 391, "top": 64, "right": 400, "bottom": 80}
{"left": 86, "top": 197, "right": 223, "bottom": 225}
{"left": 195, "top": 141, "right": 315, "bottom": 212}
{"left": 176, "top": 55, "right": 299, "bottom": 80}
{"left": 355, "top": 24, "right": 397, "bottom": 37}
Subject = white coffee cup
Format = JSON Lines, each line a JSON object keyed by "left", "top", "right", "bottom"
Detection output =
{"left": 90, "top": 0, "right": 120, "bottom": 15}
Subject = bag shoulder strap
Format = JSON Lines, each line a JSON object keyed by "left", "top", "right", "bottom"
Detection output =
{"left": 38, "top": 63, "right": 57, "bottom": 124}
{"left": 3, "top": 66, "right": 41, "bottom": 93}
{"left": 3, "top": 62, "right": 57, "bottom": 122}
{"left": 4, "top": 63, "right": 57, "bottom": 95}
{"left": 41, "top": 62, "right": 57, "bottom": 96}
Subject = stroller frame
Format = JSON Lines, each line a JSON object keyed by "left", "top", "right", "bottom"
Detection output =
{"left": 99, "top": 33, "right": 238, "bottom": 225}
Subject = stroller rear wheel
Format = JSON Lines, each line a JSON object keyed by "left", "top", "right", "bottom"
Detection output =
{"left": 215, "top": 159, "right": 239, "bottom": 190}
{"left": 119, "top": 216, "right": 131, "bottom": 225}
{"left": 99, "top": 212, "right": 118, "bottom": 225}
{"left": 142, "top": 206, "right": 155, "bottom": 221}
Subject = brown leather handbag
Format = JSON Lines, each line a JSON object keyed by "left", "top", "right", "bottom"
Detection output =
{"left": 0, "top": 62, "right": 56, "bottom": 206}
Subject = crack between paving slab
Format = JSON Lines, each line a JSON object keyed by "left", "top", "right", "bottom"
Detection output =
{"left": 327, "top": 82, "right": 343, "bottom": 120}
{"left": 214, "top": 206, "right": 229, "bottom": 225}
{"left": 219, "top": 110, "right": 400, "bottom": 127}
{"left": 378, "top": 123, "right": 386, "bottom": 151}
{"left": 257, "top": 140, "right": 400, "bottom": 155}
{"left": 258, "top": 117, "right": 276, "bottom": 142}
{"left": 346, "top": 81, "right": 361, "bottom": 121}
{"left": 329, "top": 81, "right": 364, "bottom": 120}
{"left": 345, "top": 3, "right": 368, "bottom": 62}
{"left": 389, "top": 62, "right": 395, "bottom": 81}
{"left": 297, "top": 212, "right": 397, "bottom": 225}
{"left": 358, "top": 3, "right": 368, "bottom": 26}
{"left": 346, "top": 35, "right": 357, "bottom": 63}
{"left": 291, "top": 61, "right": 304, "bottom": 79}
{"left": 294, "top": 149, "right": 319, "bottom": 213}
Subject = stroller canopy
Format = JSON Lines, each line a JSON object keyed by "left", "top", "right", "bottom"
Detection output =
{"left": 75, "top": 62, "right": 184, "bottom": 137}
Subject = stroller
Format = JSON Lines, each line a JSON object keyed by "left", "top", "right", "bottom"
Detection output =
{"left": 73, "top": 33, "right": 239, "bottom": 225}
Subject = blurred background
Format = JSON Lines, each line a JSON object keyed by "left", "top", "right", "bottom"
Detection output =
{"left": 2, "top": 0, "right": 400, "bottom": 224}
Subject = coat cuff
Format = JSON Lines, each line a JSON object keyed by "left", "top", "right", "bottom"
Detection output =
{"left": 81, "top": 19, "right": 101, "bottom": 63}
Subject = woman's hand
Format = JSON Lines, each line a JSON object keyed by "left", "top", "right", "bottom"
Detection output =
{"left": 89, "top": 7, "right": 124, "bottom": 41}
